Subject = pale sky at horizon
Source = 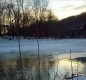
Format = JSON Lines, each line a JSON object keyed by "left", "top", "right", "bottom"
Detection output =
{"left": 48, "top": 0, "right": 86, "bottom": 20}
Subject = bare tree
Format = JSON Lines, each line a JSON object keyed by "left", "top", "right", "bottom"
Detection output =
{"left": 6, "top": 0, "right": 15, "bottom": 39}
{"left": 1, "top": 0, "right": 7, "bottom": 38}
{"left": 0, "top": 0, "right": 3, "bottom": 36}
{"left": 16, "top": 0, "right": 24, "bottom": 80}
{"left": 32, "top": 1, "right": 49, "bottom": 80}
{"left": 32, "top": 0, "right": 48, "bottom": 21}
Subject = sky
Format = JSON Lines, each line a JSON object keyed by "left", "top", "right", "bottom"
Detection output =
{"left": 48, "top": 0, "right": 86, "bottom": 20}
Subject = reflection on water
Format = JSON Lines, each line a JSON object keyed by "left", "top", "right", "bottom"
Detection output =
{"left": 55, "top": 59, "right": 84, "bottom": 78}
{"left": 0, "top": 54, "right": 86, "bottom": 80}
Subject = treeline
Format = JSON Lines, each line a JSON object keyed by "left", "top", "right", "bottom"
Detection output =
{"left": 0, "top": 12, "right": 86, "bottom": 39}
{"left": 9, "top": 12, "right": 86, "bottom": 39}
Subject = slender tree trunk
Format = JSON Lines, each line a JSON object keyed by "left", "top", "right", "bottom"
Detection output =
{"left": 70, "top": 50, "right": 73, "bottom": 80}
{"left": 16, "top": 1, "right": 24, "bottom": 79}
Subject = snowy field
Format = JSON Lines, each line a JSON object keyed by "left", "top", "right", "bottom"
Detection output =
{"left": 0, "top": 38, "right": 86, "bottom": 57}
{"left": 0, "top": 38, "right": 86, "bottom": 52}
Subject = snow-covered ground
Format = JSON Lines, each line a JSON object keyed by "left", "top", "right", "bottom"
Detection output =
{"left": 0, "top": 38, "right": 86, "bottom": 52}
{"left": 0, "top": 38, "right": 86, "bottom": 58}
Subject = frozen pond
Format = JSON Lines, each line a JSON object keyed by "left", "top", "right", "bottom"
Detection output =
{"left": 0, "top": 54, "right": 86, "bottom": 80}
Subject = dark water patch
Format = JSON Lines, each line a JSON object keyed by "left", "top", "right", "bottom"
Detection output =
{"left": 74, "top": 57, "right": 86, "bottom": 63}
{"left": 0, "top": 53, "right": 86, "bottom": 80}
